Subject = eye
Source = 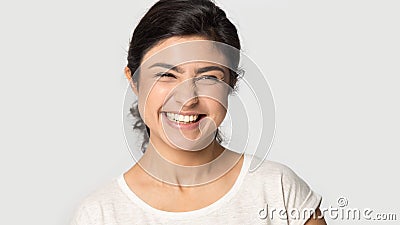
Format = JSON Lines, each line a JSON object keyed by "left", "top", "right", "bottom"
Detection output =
{"left": 155, "top": 72, "right": 177, "bottom": 79}
{"left": 196, "top": 75, "right": 220, "bottom": 81}
{"left": 195, "top": 75, "right": 223, "bottom": 85}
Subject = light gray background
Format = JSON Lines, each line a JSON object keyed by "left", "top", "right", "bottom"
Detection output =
{"left": 0, "top": 0, "right": 398, "bottom": 224}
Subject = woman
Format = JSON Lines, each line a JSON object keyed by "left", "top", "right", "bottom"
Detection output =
{"left": 71, "top": 0, "right": 326, "bottom": 224}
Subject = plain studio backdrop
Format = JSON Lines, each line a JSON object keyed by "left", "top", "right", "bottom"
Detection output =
{"left": 0, "top": 0, "right": 399, "bottom": 224}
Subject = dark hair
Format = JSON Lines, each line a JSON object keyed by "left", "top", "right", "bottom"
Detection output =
{"left": 127, "top": 0, "right": 241, "bottom": 152}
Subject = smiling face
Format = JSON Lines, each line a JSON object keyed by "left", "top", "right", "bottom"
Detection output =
{"left": 129, "top": 36, "right": 233, "bottom": 151}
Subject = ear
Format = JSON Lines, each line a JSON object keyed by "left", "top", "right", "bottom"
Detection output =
{"left": 124, "top": 66, "right": 138, "bottom": 95}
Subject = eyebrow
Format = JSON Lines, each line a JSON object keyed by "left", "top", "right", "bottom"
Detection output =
{"left": 148, "top": 63, "right": 184, "bottom": 73}
{"left": 149, "top": 63, "right": 226, "bottom": 74}
{"left": 196, "top": 66, "right": 225, "bottom": 74}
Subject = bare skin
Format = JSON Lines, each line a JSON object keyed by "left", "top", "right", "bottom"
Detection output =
{"left": 123, "top": 148, "right": 244, "bottom": 212}
{"left": 305, "top": 208, "right": 328, "bottom": 225}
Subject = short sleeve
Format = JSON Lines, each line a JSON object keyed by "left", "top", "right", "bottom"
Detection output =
{"left": 280, "top": 165, "right": 322, "bottom": 225}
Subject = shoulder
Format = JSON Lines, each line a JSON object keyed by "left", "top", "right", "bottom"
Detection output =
{"left": 80, "top": 177, "right": 123, "bottom": 206}
{"left": 244, "top": 155, "right": 322, "bottom": 209}
{"left": 246, "top": 156, "right": 302, "bottom": 183}
{"left": 258, "top": 159, "right": 316, "bottom": 196}
{"left": 247, "top": 157, "right": 315, "bottom": 193}
{"left": 70, "top": 177, "right": 126, "bottom": 224}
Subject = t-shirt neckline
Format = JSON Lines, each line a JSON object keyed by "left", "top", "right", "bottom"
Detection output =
{"left": 117, "top": 153, "right": 250, "bottom": 219}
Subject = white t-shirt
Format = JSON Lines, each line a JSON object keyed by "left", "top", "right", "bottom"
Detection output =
{"left": 70, "top": 154, "right": 322, "bottom": 225}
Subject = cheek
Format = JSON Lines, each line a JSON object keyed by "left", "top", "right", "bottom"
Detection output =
{"left": 207, "top": 100, "right": 228, "bottom": 121}
{"left": 138, "top": 83, "right": 171, "bottom": 120}
{"left": 217, "top": 105, "right": 228, "bottom": 121}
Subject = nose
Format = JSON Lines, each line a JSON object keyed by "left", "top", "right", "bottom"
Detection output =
{"left": 172, "top": 79, "right": 199, "bottom": 108}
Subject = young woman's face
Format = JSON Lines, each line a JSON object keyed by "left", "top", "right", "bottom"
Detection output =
{"left": 132, "top": 36, "right": 232, "bottom": 151}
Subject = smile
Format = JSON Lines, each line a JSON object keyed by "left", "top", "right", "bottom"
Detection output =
{"left": 162, "top": 112, "right": 208, "bottom": 130}
{"left": 165, "top": 112, "right": 203, "bottom": 124}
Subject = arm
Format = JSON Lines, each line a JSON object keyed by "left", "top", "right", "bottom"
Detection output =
{"left": 304, "top": 208, "right": 327, "bottom": 225}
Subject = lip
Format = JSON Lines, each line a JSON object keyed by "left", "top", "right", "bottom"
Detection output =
{"left": 161, "top": 112, "right": 205, "bottom": 130}
{"left": 163, "top": 111, "right": 202, "bottom": 116}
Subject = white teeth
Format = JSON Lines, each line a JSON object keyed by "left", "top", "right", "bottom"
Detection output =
{"left": 165, "top": 112, "right": 200, "bottom": 123}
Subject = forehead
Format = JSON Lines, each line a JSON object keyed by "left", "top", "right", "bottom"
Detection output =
{"left": 140, "top": 36, "right": 232, "bottom": 70}
{"left": 142, "top": 36, "right": 204, "bottom": 62}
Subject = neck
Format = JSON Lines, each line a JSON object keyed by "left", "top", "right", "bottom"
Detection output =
{"left": 150, "top": 136, "right": 224, "bottom": 166}
{"left": 137, "top": 137, "right": 240, "bottom": 187}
